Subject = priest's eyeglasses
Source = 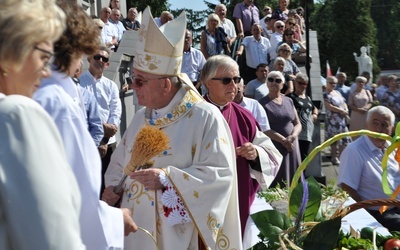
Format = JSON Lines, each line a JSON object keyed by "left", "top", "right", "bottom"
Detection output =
{"left": 212, "top": 76, "right": 242, "bottom": 85}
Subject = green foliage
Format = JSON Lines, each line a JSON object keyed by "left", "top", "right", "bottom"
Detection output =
{"left": 289, "top": 176, "right": 321, "bottom": 222}
{"left": 303, "top": 217, "right": 342, "bottom": 250}
{"left": 251, "top": 210, "right": 293, "bottom": 243}
{"left": 311, "top": 0, "right": 382, "bottom": 81}
{"left": 127, "top": 0, "right": 169, "bottom": 17}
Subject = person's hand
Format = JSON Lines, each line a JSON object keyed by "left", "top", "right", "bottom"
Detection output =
{"left": 130, "top": 168, "right": 164, "bottom": 190}
{"left": 238, "top": 32, "right": 244, "bottom": 38}
{"left": 104, "top": 123, "right": 118, "bottom": 137}
{"left": 236, "top": 142, "right": 258, "bottom": 161}
{"left": 120, "top": 208, "right": 138, "bottom": 236}
{"left": 235, "top": 50, "right": 243, "bottom": 56}
{"left": 282, "top": 136, "right": 294, "bottom": 152}
{"left": 101, "top": 185, "right": 122, "bottom": 206}
{"left": 340, "top": 109, "right": 349, "bottom": 117}
{"left": 98, "top": 144, "right": 108, "bottom": 158}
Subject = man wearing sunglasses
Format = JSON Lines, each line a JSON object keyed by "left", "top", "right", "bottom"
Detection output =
{"left": 202, "top": 55, "right": 282, "bottom": 248}
{"left": 79, "top": 46, "right": 122, "bottom": 195}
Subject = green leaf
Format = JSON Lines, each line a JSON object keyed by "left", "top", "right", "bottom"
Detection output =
{"left": 250, "top": 210, "right": 293, "bottom": 243}
{"left": 303, "top": 217, "right": 342, "bottom": 250}
{"left": 289, "top": 176, "right": 322, "bottom": 222}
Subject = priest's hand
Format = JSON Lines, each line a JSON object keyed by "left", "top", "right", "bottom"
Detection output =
{"left": 236, "top": 142, "right": 258, "bottom": 161}
{"left": 101, "top": 185, "right": 122, "bottom": 206}
{"left": 120, "top": 208, "right": 138, "bottom": 236}
{"left": 130, "top": 168, "right": 164, "bottom": 190}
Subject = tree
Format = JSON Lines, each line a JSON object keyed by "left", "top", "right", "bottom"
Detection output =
{"left": 371, "top": 0, "right": 400, "bottom": 69}
{"left": 312, "top": 0, "right": 378, "bottom": 81}
{"left": 126, "top": 0, "right": 169, "bottom": 17}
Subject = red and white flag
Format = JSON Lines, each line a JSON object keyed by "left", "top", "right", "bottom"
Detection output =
{"left": 326, "top": 60, "right": 333, "bottom": 77}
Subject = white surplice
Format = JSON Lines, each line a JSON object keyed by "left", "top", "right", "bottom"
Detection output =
{"left": 0, "top": 94, "right": 84, "bottom": 249}
{"left": 105, "top": 87, "right": 243, "bottom": 250}
{"left": 34, "top": 70, "right": 124, "bottom": 250}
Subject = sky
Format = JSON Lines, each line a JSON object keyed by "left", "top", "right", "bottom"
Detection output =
{"left": 168, "top": 0, "right": 218, "bottom": 11}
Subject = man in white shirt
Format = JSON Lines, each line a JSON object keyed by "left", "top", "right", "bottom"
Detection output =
{"left": 100, "top": 7, "right": 118, "bottom": 50}
{"left": 235, "top": 24, "right": 271, "bottom": 84}
{"left": 234, "top": 79, "right": 270, "bottom": 132}
{"left": 269, "top": 20, "right": 285, "bottom": 60}
{"left": 181, "top": 29, "right": 206, "bottom": 93}
{"left": 79, "top": 46, "right": 122, "bottom": 194}
{"left": 338, "top": 106, "right": 400, "bottom": 231}
{"left": 109, "top": 9, "right": 126, "bottom": 45}
{"left": 215, "top": 4, "right": 237, "bottom": 49}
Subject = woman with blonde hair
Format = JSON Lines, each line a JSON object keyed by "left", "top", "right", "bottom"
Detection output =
{"left": 348, "top": 76, "right": 373, "bottom": 133}
{"left": 200, "top": 13, "right": 227, "bottom": 59}
{"left": 34, "top": 1, "right": 137, "bottom": 248}
{"left": 0, "top": 0, "right": 84, "bottom": 248}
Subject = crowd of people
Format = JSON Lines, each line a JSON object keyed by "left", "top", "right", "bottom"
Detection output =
{"left": 1, "top": 0, "right": 399, "bottom": 249}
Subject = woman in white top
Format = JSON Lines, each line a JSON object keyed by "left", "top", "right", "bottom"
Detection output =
{"left": 0, "top": 0, "right": 84, "bottom": 249}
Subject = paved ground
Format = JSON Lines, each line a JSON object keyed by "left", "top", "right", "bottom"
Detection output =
{"left": 318, "top": 123, "right": 340, "bottom": 186}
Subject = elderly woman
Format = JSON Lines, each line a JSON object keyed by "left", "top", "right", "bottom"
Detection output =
{"left": 288, "top": 73, "right": 318, "bottom": 161}
{"left": 33, "top": 1, "right": 137, "bottom": 248}
{"left": 0, "top": 0, "right": 84, "bottom": 248}
{"left": 323, "top": 76, "right": 351, "bottom": 165}
{"left": 272, "top": 56, "right": 294, "bottom": 94}
{"left": 201, "top": 55, "right": 282, "bottom": 242}
{"left": 278, "top": 28, "right": 306, "bottom": 58}
{"left": 276, "top": 43, "right": 300, "bottom": 80}
{"left": 348, "top": 76, "right": 373, "bottom": 133}
{"left": 259, "top": 71, "right": 302, "bottom": 187}
{"left": 200, "top": 13, "right": 227, "bottom": 59}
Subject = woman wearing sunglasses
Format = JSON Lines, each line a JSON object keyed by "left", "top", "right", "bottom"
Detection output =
{"left": 201, "top": 55, "right": 282, "bottom": 246}
{"left": 275, "top": 43, "right": 300, "bottom": 81}
{"left": 259, "top": 70, "right": 302, "bottom": 187}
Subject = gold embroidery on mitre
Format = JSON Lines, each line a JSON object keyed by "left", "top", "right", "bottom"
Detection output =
{"left": 193, "top": 190, "right": 199, "bottom": 198}
{"left": 174, "top": 58, "right": 182, "bottom": 75}
{"left": 205, "top": 143, "right": 211, "bottom": 150}
{"left": 138, "top": 24, "right": 147, "bottom": 42}
{"left": 183, "top": 172, "right": 189, "bottom": 180}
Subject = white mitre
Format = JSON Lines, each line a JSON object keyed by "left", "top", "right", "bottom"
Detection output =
{"left": 134, "top": 7, "right": 185, "bottom": 76}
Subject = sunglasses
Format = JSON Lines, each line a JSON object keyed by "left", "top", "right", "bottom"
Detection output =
{"left": 297, "top": 81, "right": 307, "bottom": 85}
{"left": 93, "top": 54, "right": 109, "bottom": 63}
{"left": 268, "top": 77, "right": 283, "bottom": 83}
{"left": 280, "top": 49, "right": 290, "bottom": 53}
{"left": 288, "top": 22, "right": 296, "bottom": 26}
{"left": 285, "top": 34, "right": 294, "bottom": 36}
{"left": 133, "top": 76, "right": 168, "bottom": 87}
{"left": 263, "top": 8, "right": 271, "bottom": 12}
{"left": 212, "top": 77, "right": 241, "bottom": 85}
{"left": 276, "top": 25, "right": 284, "bottom": 29}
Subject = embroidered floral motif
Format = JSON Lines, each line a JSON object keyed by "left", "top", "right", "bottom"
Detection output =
{"left": 205, "top": 143, "right": 211, "bottom": 150}
{"left": 207, "top": 213, "right": 220, "bottom": 236}
{"left": 193, "top": 191, "right": 199, "bottom": 198}
{"left": 134, "top": 52, "right": 161, "bottom": 72}
{"left": 145, "top": 90, "right": 201, "bottom": 127}
{"left": 160, "top": 177, "right": 191, "bottom": 226}
{"left": 174, "top": 59, "right": 182, "bottom": 75}
{"left": 215, "top": 229, "right": 231, "bottom": 250}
